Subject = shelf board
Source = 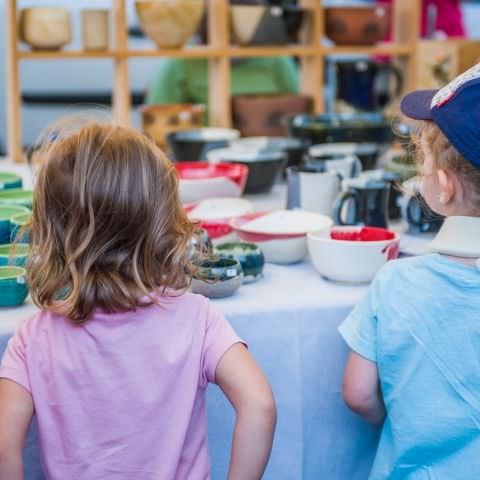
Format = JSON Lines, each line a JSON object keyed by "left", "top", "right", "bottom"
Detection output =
{"left": 18, "top": 50, "right": 116, "bottom": 60}
{"left": 323, "top": 44, "right": 413, "bottom": 56}
{"left": 123, "top": 46, "right": 222, "bottom": 58}
{"left": 226, "top": 45, "right": 318, "bottom": 57}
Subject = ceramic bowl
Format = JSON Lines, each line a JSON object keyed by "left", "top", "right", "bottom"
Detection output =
{"left": 176, "top": 162, "right": 248, "bottom": 203}
{"left": 0, "top": 205, "right": 30, "bottom": 244}
{"left": 288, "top": 113, "right": 394, "bottom": 146}
{"left": 140, "top": 103, "right": 205, "bottom": 150}
{"left": 308, "top": 142, "right": 380, "bottom": 171}
{"left": 190, "top": 257, "right": 243, "bottom": 298}
{"left": 216, "top": 242, "right": 265, "bottom": 283}
{"left": 0, "top": 266, "right": 29, "bottom": 307}
{"left": 9, "top": 211, "right": 32, "bottom": 243}
{"left": 325, "top": 5, "right": 390, "bottom": 46}
{"left": 0, "top": 189, "right": 34, "bottom": 209}
{"left": 207, "top": 147, "right": 285, "bottom": 194}
{"left": 168, "top": 128, "right": 240, "bottom": 161}
{"left": 231, "top": 211, "right": 333, "bottom": 264}
{"left": 185, "top": 197, "right": 254, "bottom": 221}
{"left": 308, "top": 226, "right": 399, "bottom": 284}
{"left": 0, "top": 173, "right": 22, "bottom": 191}
{"left": 135, "top": 0, "right": 205, "bottom": 49}
{"left": 0, "top": 244, "right": 29, "bottom": 267}
{"left": 19, "top": 7, "right": 72, "bottom": 50}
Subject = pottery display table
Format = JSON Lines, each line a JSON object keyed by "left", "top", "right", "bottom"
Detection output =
{"left": 0, "top": 157, "right": 429, "bottom": 479}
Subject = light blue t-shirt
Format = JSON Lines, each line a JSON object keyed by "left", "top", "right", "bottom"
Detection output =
{"left": 339, "top": 254, "right": 480, "bottom": 480}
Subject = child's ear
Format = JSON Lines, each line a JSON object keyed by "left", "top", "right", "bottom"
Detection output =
{"left": 437, "top": 169, "right": 457, "bottom": 205}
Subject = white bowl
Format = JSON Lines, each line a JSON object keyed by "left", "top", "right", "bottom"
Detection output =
{"left": 308, "top": 226, "right": 400, "bottom": 284}
{"left": 179, "top": 177, "right": 243, "bottom": 203}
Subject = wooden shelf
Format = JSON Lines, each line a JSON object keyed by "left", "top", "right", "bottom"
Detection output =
{"left": 6, "top": 0, "right": 421, "bottom": 162}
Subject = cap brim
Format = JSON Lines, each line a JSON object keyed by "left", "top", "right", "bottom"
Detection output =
{"left": 400, "top": 90, "right": 437, "bottom": 120}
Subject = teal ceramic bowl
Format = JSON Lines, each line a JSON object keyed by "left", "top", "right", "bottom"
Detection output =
{"left": 215, "top": 242, "right": 265, "bottom": 283}
{"left": 0, "top": 266, "right": 28, "bottom": 307}
{"left": 191, "top": 257, "right": 243, "bottom": 298}
{"left": 0, "top": 244, "right": 29, "bottom": 267}
{"left": 0, "top": 172, "right": 23, "bottom": 190}
{"left": 0, "top": 189, "right": 34, "bottom": 209}
{"left": 0, "top": 204, "right": 30, "bottom": 244}
{"left": 9, "top": 211, "right": 32, "bottom": 243}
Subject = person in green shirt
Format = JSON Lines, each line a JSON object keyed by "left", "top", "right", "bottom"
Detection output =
{"left": 146, "top": 57, "right": 299, "bottom": 124}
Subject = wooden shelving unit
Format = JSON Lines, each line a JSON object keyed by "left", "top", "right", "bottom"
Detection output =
{"left": 6, "top": 0, "right": 421, "bottom": 162}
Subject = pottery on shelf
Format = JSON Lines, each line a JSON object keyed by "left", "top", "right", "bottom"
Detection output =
{"left": 135, "top": 0, "right": 205, "bottom": 49}
{"left": 0, "top": 172, "right": 22, "bottom": 191}
{"left": 140, "top": 104, "right": 205, "bottom": 150}
{"left": 0, "top": 244, "right": 29, "bottom": 267}
{"left": 0, "top": 205, "right": 30, "bottom": 244}
{"left": 325, "top": 5, "right": 390, "bottom": 46}
{"left": 0, "top": 266, "right": 29, "bottom": 308}
{"left": 81, "top": 9, "right": 110, "bottom": 51}
{"left": 215, "top": 242, "right": 265, "bottom": 283}
{"left": 190, "top": 257, "right": 243, "bottom": 298}
{"left": 9, "top": 211, "right": 32, "bottom": 243}
{"left": 0, "top": 189, "right": 34, "bottom": 209}
{"left": 19, "top": 7, "right": 72, "bottom": 51}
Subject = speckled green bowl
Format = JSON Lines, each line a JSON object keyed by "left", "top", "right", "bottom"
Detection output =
{"left": 0, "top": 189, "right": 33, "bottom": 209}
{"left": 215, "top": 242, "right": 265, "bottom": 283}
{"left": 0, "top": 204, "right": 30, "bottom": 244}
{"left": 0, "top": 266, "right": 28, "bottom": 307}
{"left": 0, "top": 172, "right": 22, "bottom": 191}
{"left": 0, "top": 244, "right": 29, "bottom": 267}
{"left": 9, "top": 211, "right": 32, "bottom": 243}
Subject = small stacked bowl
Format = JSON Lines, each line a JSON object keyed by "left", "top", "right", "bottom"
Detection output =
{"left": 0, "top": 266, "right": 29, "bottom": 307}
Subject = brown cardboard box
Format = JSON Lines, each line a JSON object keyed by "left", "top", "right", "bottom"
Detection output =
{"left": 418, "top": 39, "right": 480, "bottom": 89}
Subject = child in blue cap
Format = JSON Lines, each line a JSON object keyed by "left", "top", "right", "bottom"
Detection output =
{"left": 339, "top": 63, "right": 480, "bottom": 479}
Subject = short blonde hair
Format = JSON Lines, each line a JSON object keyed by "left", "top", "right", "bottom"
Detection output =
{"left": 27, "top": 119, "right": 194, "bottom": 324}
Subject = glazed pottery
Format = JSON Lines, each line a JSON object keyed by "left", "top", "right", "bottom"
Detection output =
{"left": 140, "top": 104, "right": 205, "bottom": 150}
{"left": 0, "top": 189, "right": 34, "bottom": 209}
{"left": 190, "top": 257, "right": 243, "bottom": 298}
{"left": 81, "top": 9, "right": 109, "bottom": 51}
{"left": 308, "top": 143, "right": 381, "bottom": 171}
{"left": 231, "top": 211, "right": 333, "bottom": 264}
{"left": 185, "top": 198, "right": 254, "bottom": 221}
{"left": 0, "top": 266, "right": 29, "bottom": 307}
{"left": 176, "top": 162, "right": 248, "bottom": 203}
{"left": 135, "top": 0, "right": 205, "bottom": 49}
{"left": 168, "top": 128, "right": 240, "bottom": 161}
{"left": 288, "top": 113, "right": 394, "bottom": 146}
{"left": 0, "top": 205, "right": 30, "bottom": 244}
{"left": 207, "top": 147, "right": 285, "bottom": 194}
{"left": 0, "top": 172, "right": 22, "bottom": 191}
{"left": 308, "top": 226, "right": 399, "bottom": 284}
{"left": 9, "top": 211, "right": 32, "bottom": 243}
{"left": 232, "top": 94, "right": 313, "bottom": 137}
{"left": 303, "top": 153, "right": 362, "bottom": 180}
{"left": 19, "top": 7, "right": 72, "bottom": 50}
{"left": 325, "top": 5, "right": 390, "bottom": 46}
{"left": 286, "top": 167, "right": 341, "bottom": 217}
{"left": 333, "top": 177, "right": 390, "bottom": 228}
{"left": 216, "top": 242, "right": 265, "bottom": 283}
{"left": 0, "top": 244, "right": 29, "bottom": 267}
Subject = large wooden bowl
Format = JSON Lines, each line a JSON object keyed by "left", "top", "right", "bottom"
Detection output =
{"left": 19, "top": 7, "right": 72, "bottom": 51}
{"left": 325, "top": 5, "right": 390, "bottom": 46}
{"left": 135, "top": 0, "right": 205, "bottom": 49}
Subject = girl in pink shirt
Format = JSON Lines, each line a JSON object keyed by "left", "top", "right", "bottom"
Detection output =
{"left": 0, "top": 121, "right": 276, "bottom": 480}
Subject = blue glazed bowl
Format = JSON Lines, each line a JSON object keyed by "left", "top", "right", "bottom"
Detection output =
{"left": 9, "top": 211, "right": 32, "bottom": 243}
{"left": 0, "top": 266, "right": 29, "bottom": 307}
{"left": 0, "top": 172, "right": 23, "bottom": 190}
{"left": 0, "top": 244, "right": 29, "bottom": 267}
{"left": 215, "top": 242, "right": 265, "bottom": 283}
{"left": 0, "top": 189, "right": 34, "bottom": 209}
{"left": 0, "top": 205, "right": 30, "bottom": 244}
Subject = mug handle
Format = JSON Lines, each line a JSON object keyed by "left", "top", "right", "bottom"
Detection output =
{"left": 351, "top": 155, "right": 362, "bottom": 177}
{"left": 333, "top": 190, "right": 356, "bottom": 225}
{"left": 405, "top": 196, "right": 422, "bottom": 226}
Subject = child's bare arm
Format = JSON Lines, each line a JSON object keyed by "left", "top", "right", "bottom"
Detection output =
{"left": 0, "top": 379, "right": 34, "bottom": 480}
{"left": 215, "top": 344, "right": 276, "bottom": 480}
{"left": 342, "top": 351, "right": 385, "bottom": 424}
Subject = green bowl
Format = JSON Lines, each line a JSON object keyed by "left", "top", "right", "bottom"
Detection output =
{"left": 0, "top": 204, "right": 30, "bottom": 244}
{"left": 0, "top": 266, "right": 29, "bottom": 307}
{"left": 0, "top": 172, "right": 23, "bottom": 191}
{"left": 215, "top": 242, "right": 265, "bottom": 283}
{"left": 9, "top": 211, "right": 32, "bottom": 243}
{"left": 0, "top": 244, "right": 29, "bottom": 267}
{"left": 0, "top": 189, "right": 34, "bottom": 209}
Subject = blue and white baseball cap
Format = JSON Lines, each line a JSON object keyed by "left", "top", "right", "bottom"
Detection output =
{"left": 401, "top": 62, "right": 480, "bottom": 169}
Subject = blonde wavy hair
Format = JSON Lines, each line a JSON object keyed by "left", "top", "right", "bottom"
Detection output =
{"left": 26, "top": 119, "right": 194, "bottom": 324}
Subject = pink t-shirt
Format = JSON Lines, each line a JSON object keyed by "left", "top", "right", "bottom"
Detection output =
{"left": 0, "top": 292, "right": 244, "bottom": 480}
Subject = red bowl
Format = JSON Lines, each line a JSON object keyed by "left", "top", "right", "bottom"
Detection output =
{"left": 330, "top": 226, "right": 396, "bottom": 242}
{"left": 175, "top": 162, "right": 248, "bottom": 190}
{"left": 199, "top": 220, "right": 234, "bottom": 240}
